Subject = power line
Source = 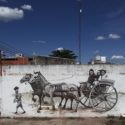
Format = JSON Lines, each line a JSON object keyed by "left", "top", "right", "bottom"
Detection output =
{"left": 0, "top": 41, "right": 30, "bottom": 57}
{"left": 0, "top": 41, "right": 31, "bottom": 76}
{"left": 0, "top": 44, "right": 17, "bottom": 55}
{"left": 0, "top": 41, "right": 30, "bottom": 56}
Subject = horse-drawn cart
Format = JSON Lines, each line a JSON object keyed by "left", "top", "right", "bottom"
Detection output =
{"left": 79, "top": 79, "right": 118, "bottom": 112}
{"left": 20, "top": 72, "right": 118, "bottom": 113}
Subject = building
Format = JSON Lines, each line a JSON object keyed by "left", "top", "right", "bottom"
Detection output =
{"left": 32, "top": 56, "right": 76, "bottom": 65}
{"left": 2, "top": 57, "right": 29, "bottom": 65}
{"left": 1, "top": 55, "right": 76, "bottom": 65}
{"left": 88, "top": 55, "right": 110, "bottom": 64}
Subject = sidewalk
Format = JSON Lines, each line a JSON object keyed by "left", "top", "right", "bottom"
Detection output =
{"left": 0, "top": 117, "right": 125, "bottom": 125}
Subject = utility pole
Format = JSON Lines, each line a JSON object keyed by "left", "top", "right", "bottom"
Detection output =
{"left": 0, "top": 50, "right": 2, "bottom": 76}
{"left": 78, "top": 0, "right": 82, "bottom": 64}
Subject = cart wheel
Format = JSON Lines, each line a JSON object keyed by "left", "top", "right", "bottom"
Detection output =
{"left": 89, "top": 83, "right": 118, "bottom": 112}
{"left": 80, "top": 84, "right": 92, "bottom": 108}
{"left": 79, "top": 95, "right": 91, "bottom": 108}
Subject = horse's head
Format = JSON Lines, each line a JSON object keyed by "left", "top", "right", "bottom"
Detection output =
{"left": 20, "top": 73, "right": 33, "bottom": 84}
{"left": 33, "top": 71, "right": 48, "bottom": 84}
{"left": 34, "top": 71, "right": 40, "bottom": 74}
{"left": 33, "top": 71, "right": 40, "bottom": 78}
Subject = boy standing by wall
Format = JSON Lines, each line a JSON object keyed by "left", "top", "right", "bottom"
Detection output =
{"left": 13, "top": 86, "right": 26, "bottom": 114}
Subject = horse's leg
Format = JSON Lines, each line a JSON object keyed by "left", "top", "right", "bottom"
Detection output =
{"left": 63, "top": 98, "right": 68, "bottom": 109}
{"left": 41, "top": 94, "right": 45, "bottom": 104}
{"left": 50, "top": 92, "right": 55, "bottom": 111}
{"left": 70, "top": 99, "right": 73, "bottom": 110}
{"left": 58, "top": 97, "right": 64, "bottom": 108}
{"left": 74, "top": 100, "right": 79, "bottom": 112}
{"left": 32, "top": 93, "right": 36, "bottom": 102}
{"left": 74, "top": 92, "right": 80, "bottom": 112}
{"left": 39, "top": 95, "right": 42, "bottom": 110}
{"left": 37, "top": 95, "right": 42, "bottom": 113}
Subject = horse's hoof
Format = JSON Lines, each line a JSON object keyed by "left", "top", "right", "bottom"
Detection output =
{"left": 38, "top": 107, "right": 42, "bottom": 110}
{"left": 58, "top": 106, "right": 62, "bottom": 110}
{"left": 44, "top": 101, "right": 49, "bottom": 105}
{"left": 52, "top": 108, "right": 56, "bottom": 111}
{"left": 37, "top": 110, "right": 40, "bottom": 113}
{"left": 45, "top": 107, "right": 49, "bottom": 110}
{"left": 58, "top": 105, "right": 61, "bottom": 108}
{"left": 32, "top": 98, "right": 36, "bottom": 102}
{"left": 58, "top": 106, "right": 61, "bottom": 109}
{"left": 62, "top": 106, "right": 66, "bottom": 110}
{"left": 74, "top": 110, "right": 77, "bottom": 112}
{"left": 67, "top": 108, "right": 72, "bottom": 110}
{"left": 71, "top": 110, "right": 77, "bottom": 113}
{"left": 52, "top": 106, "right": 55, "bottom": 111}
{"left": 52, "top": 107, "right": 56, "bottom": 111}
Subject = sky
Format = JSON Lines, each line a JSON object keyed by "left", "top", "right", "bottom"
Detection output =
{"left": 0, "top": 0, "right": 125, "bottom": 63}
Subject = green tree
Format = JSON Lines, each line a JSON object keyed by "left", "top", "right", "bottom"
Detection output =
{"left": 49, "top": 48, "right": 77, "bottom": 59}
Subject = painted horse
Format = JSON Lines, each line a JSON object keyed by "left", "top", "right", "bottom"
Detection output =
{"left": 20, "top": 71, "right": 82, "bottom": 112}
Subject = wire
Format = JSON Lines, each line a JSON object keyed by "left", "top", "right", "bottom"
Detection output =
{"left": 0, "top": 41, "right": 30, "bottom": 57}
{"left": 0, "top": 41, "right": 30, "bottom": 56}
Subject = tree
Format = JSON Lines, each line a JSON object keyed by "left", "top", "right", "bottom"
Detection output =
{"left": 49, "top": 48, "right": 77, "bottom": 59}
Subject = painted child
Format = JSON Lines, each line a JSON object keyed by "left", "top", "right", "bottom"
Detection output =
{"left": 13, "top": 86, "right": 26, "bottom": 114}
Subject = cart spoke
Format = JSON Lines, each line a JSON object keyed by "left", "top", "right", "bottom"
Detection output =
{"left": 79, "top": 95, "right": 91, "bottom": 107}
{"left": 106, "top": 101, "right": 114, "bottom": 108}
{"left": 107, "top": 96, "right": 117, "bottom": 100}
{"left": 107, "top": 99, "right": 116, "bottom": 104}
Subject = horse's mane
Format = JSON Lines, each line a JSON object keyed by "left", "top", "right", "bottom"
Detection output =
{"left": 34, "top": 71, "right": 49, "bottom": 85}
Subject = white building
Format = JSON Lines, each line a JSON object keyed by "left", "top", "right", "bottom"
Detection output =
{"left": 89, "top": 55, "right": 107, "bottom": 64}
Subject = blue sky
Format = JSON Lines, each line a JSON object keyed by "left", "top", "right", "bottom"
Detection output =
{"left": 0, "top": 0, "right": 125, "bottom": 63}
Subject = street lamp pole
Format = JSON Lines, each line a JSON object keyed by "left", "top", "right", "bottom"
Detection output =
{"left": 0, "top": 50, "right": 2, "bottom": 76}
{"left": 78, "top": 0, "right": 82, "bottom": 64}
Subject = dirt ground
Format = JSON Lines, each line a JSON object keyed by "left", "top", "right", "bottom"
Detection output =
{"left": 0, "top": 117, "right": 125, "bottom": 125}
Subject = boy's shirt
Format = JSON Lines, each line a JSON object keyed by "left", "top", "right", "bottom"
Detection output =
{"left": 14, "top": 93, "right": 22, "bottom": 103}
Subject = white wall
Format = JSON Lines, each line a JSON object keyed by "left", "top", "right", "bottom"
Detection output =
{"left": 1, "top": 64, "right": 125, "bottom": 117}
{"left": 2, "top": 64, "right": 125, "bottom": 92}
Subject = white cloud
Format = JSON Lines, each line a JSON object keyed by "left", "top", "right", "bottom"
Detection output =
{"left": 95, "top": 33, "right": 121, "bottom": 41}
{"left": 0, "top": 7, "right": 24, "bottom": 22}
{"left": 107, "top": 9, "right": 123, "bottom": 18}
{"left": 32, "top": 40, "right": 46, "bottom": 44}
{"left": 111, "top": 55, "right": 125, "bottom": 60}
{"left": 108, "top": 33, "right": 121, "bottom": 39}
{"left": 0, "top": 0, "right": 7, "bottom": 2}
{"left": 21, "top": 4, "right": 32, "bottom": 11}
{"left": 95, "top": 36, "right": 106, "bottom": 40}
{"left": 56, "top": 47, "right": 64, "bottom": 51}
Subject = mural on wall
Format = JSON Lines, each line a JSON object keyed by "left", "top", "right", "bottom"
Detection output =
{"left": 3, "top": 65, "right": 125, "bottom": 117}
{"left": 15, "top": 69, "right": 118, "bottom": 114}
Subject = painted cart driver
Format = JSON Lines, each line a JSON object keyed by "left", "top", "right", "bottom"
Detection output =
{"left": 80, "top": 69, "right": 97, "bottom": 89}
{"left": 87, "top": 69, "right": 96, "bottom": 85}
{"left": 13, "top": 86, "right": 26, "bottom": 114}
